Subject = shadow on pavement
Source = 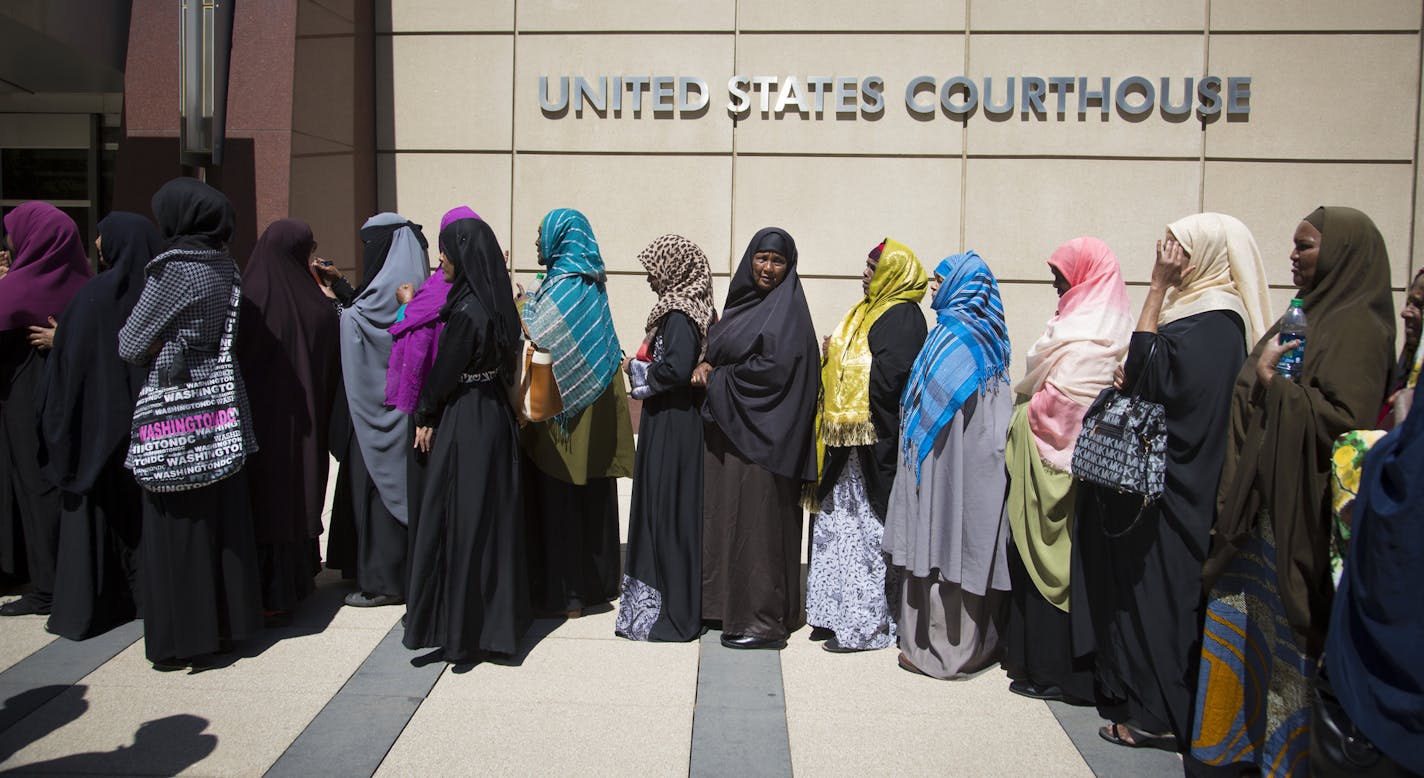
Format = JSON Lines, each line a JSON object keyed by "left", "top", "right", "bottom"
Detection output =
{"left": 0, "top": 687, "right": 88, "bottom": 763}
{"left": 199, "top": 570, "right": 351, "bottom": 671}
{"left": 0, "top": 714, "right": 215, "bottom": 776}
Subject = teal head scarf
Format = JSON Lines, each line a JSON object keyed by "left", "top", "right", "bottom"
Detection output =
{"left": 522, "top": 208, "right": 622, "bottom": 428}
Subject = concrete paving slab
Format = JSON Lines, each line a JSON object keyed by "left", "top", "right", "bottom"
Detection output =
{"left": 689, "top": 630, "right": 792, "bottom": 778}
{"left": 0, "top": 606, "right": 55, "bottom": 675}
{"left": 80, "top": 624, "right": 386, "bottom": 696}
{"left": 376, "top": 697, "right": 693, "bottom": 777}
{"left": 1046, "top": 698, "right": 1184, "bottom": 778}
{"left": 0, "top": 684, "right": 331, "bottom": 776}
{"left": 423, "top": 633, "right": 699, "bottom": 708}
{"left": 780, "top": 637, "right": 1091, "bottom": 777}
{"left": 0, "top": 620, "right": 142, "bottom": 736}
{"left": 267, "top": 626, "right": 446, "bottom": 778}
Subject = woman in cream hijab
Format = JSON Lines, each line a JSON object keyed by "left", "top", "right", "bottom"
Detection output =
{"left": 1074, "top": 212, "right": 1269, "bottom": 751}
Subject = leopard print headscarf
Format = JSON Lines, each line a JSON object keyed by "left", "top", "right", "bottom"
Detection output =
{"left": 637, "top": 234, "right": 716, "bottom": 358}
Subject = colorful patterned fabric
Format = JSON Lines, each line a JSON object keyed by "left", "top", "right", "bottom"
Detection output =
{"left": 1191, "top": 512, "right": 1313, "bottom": 777}
{"left": 522, "top": 208, "right": 621, "bottom": 429}
{"left": 1329, "top": 429, "right": 1387, "bottom": 584}
{"left": 900, "top": 251, "right": 1010, "bottom": 481}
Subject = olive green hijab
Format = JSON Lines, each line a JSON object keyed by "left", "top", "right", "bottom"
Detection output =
{"left": 1209, "top": 206, "right": 1395, "bottom": 655}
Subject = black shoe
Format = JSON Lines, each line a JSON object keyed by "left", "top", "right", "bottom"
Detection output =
{"left": 345, "top": 591, "right": 403, "bottom": 608}
{"left": 0, "top": 595, "right": 50, "bottom": 617}
{"left": 151, "top": 657, "right": 188, "bottom": 672}
{"left": 1010, "top": 679, "right": 1069, "bottom": 702}
{"left": 720, "top": 633, "right": 785, "bottom": 650}
{"left": 808, "top": 626, "right": 835, "bottom": 642}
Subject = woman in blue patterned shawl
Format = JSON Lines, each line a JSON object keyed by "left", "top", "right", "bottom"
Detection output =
{"left": 520, "top": 208, "right": 634, "bottom": 617}
{"left": 883, "top": 251, "right": 1015, "bottom": 679}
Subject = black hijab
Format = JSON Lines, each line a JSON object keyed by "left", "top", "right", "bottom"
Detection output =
{"left": 37, "top": 212, "right": 162, "bottom": 492}
{"left": 703, "top": 227, "right": 820, "bottom": 481}
{"left": 1325, "top": 396, "right": 1424, "bottom": 775}
{"left": 150, "top": 177, "right": 235, "bottom": 251}
{"left": 359, "top": 218, "right": 428, "bottom": 294}
{"left": 236, "top": 219, "right": 342, "bottom": 541}
{"left": 439, "top": 216, "right": 520, "bottom": 355}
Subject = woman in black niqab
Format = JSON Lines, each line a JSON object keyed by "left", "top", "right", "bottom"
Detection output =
{"left": 698, "top": 227, "right": 820, "bottom": 648}
{"left": 38, "top": 212, "right": 160, "bottom": 639}
{"left": 403, "top": 215, "right": 529, "bottom": 661}
{"left": 236, "top": 219, "right": 342, "bottom": 616}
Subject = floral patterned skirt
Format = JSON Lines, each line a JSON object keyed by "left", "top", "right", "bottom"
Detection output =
{"left": 805, "top": 450, "right": 897, "bottom": 650}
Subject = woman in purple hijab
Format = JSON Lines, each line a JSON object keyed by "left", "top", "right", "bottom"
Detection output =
{"left": 0, "top": 203, "right": 92, "bottom": 617}
{"left": 381, "top": 206, "right": 469, "bottom": 548}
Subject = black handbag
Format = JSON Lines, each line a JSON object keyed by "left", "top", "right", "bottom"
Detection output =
{"left": 1071, "top": 342, "right": 1166, "bottom": 537}
{"left": 1310, "top": 662, "right": 1410, "bottom": 777}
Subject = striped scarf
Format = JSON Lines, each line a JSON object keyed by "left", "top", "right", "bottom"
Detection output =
{"left": 522, "top": 208, "right": 622, "bottom": 429}
{"left": 900, "top": 251, "right": 1011, "bottom": 481}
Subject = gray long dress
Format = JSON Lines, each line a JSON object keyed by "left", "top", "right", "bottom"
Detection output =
{"left": 883, "top": 380, "right": 1012, "bottom": 679}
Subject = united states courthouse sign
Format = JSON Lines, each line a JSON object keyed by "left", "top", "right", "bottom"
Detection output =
{"left": 537, "top": 74, "right": 1252, "bottom": 120}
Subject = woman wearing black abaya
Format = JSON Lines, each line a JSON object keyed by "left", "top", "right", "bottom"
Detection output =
{"left": 38, "top": 213, "right": 160, "bottom": 639}
{"left": 1074, "top": 213, "right": 1271, "bottom": 750}
{"left": 615, "top": 234, "right": 716, "bottom": 642}
{"left": 336, "top": 214, "right": 428, "bottom": 608}
{"left": 0, "top": 202, "right": 92, "bottom": 617}
{"left": 118, "top": 178, "right": 263, "bottom": 668}
{"left": 237, "top": 219, "right": 341, "bottom": 618}
{"left": 693, "top": 227, "right": 819, "bottom": 650}
{"left": 404, "top": 214, "right": 529, "bottom": 662}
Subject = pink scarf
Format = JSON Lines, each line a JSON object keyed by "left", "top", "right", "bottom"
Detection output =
{"left": 1013, "top": 237, "right": 1132, "bottom": 471}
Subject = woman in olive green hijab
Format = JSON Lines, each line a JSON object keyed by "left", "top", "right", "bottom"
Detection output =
{"left": 1189, "top": 207, "right": 1394, "bottom": 776}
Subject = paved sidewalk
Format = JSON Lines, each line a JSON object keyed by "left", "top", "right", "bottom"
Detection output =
{"left": 0, "top": 475, "right": 1185, "bottom": 776}
{"left": 0, "top": 575, "right": 1184, "bottom": 777}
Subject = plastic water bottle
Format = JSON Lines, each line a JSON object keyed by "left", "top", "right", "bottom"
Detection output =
{"left": 1276, "top": 298, "right": 1308, "bottom": 381}
{"left": 531, "top": 272, "right": 544, "bottom": 294}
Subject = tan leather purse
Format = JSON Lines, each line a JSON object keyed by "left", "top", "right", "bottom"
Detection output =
{"left": 509, "top": 320, "right": 562, "bottom": 423}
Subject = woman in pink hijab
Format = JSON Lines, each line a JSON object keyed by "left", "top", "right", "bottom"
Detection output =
{"left": 0, "top": 202, "right": 92, "bottom": 616}
{"left": 1002, "top": 236, "right": 1132, "bottom": 704}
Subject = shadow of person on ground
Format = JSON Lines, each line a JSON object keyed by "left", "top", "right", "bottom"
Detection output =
{"left": 0, "top": 686, "right": 88, "bottom": 762}
{"left": 195, "top": 569, "right": 352, "bottom": 671}
{"left": 0, "top": 714, "right": 215, "bottom": 776}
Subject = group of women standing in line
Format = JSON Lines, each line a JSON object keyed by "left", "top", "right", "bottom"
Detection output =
{"left": 2, "top": 178, "right": 1420, "bottom": 773}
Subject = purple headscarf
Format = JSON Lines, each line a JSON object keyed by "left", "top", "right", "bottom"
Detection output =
{"left": 439, "top": 206, "right": 480, "bottom": 234}
{"left": 0, "top": 202, "right": 92, "bottom": 330}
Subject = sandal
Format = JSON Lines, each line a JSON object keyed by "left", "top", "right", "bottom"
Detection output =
{"left": 1097, "top": 723, "right": 1177, "bottom": 751}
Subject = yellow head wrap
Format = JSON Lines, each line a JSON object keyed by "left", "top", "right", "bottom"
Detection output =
{"left": 814, "top": 238, "right": 928, "bottom": 489}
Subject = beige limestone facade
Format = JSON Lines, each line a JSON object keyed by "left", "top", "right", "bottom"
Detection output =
{"left": 374, "top": 1, "right": 1424, "bottom": 373}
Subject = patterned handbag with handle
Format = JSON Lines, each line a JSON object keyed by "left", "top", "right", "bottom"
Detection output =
{"left": 1071, "top": 342, "right": 1167, "bottom": 526}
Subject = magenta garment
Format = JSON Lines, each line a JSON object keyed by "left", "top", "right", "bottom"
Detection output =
{"left": 386, "top": 271, "right": 449, "bottom": 413}
{"left": 0, "top": 202, "right": 92, "bottom": 330}
{"left": 439, "top": 206, "right": 480, "bottom": 233}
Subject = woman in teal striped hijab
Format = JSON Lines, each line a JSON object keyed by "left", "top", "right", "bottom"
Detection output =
{"left": 523, "top": 208, "right": 623, "bottom": 426}
{"left": 520, "top": 208, "right": 635, "bottom": 618}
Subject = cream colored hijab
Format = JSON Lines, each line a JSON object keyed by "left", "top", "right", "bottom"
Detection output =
{"left": 1161, "top": 212, "right": 1272, "bottom": 348}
